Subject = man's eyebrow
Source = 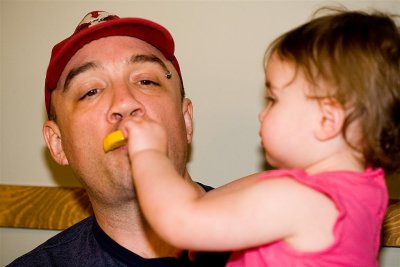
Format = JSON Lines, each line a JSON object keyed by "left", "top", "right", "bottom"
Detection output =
{"left": 130, "top": 54, "right": 170, "bottom": 73}
{"left": 63, "top": 62, "right": 98, "bottom": 91}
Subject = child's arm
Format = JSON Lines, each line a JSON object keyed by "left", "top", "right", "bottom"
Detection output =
{"left": 123, "top": 118, "right": 337, "bottom": 252}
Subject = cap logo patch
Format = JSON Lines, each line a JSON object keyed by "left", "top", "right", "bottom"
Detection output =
{"left": 74, "top": 11, "right": 118, "bottom": 33}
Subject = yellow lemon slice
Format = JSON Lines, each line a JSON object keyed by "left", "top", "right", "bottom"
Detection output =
{"left": 103, "top": 130, "right": 127, "bottom": 152}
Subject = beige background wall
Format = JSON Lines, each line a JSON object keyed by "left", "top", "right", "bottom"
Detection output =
{"left": 1, "top": 0, "right": 399, "bottom": 265}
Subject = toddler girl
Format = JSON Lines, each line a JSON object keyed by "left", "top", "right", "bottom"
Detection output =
{"left": 122, "top": 8, "right": 400, "bottom": 266}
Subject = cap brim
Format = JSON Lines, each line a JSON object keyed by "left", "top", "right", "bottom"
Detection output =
{"left": 46, "top": 17, "right": 175, "bottom": 90}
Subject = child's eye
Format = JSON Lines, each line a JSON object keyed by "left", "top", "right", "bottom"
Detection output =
{"left": 266, "top": 96, "right": 277, "bottom": 104}
{"left": 79, "top": 89, "right": 98, "bottom": 100}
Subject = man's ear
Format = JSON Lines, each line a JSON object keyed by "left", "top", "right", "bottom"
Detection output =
{"left": 43, "top": 121, "right": 69, "bottom": 166}
{"left": 314, "top": 98, "right": 345, "bottom": 141}
{"left": 182, "top": 98, "right": 194, "bottom": 144}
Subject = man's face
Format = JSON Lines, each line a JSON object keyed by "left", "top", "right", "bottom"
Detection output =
{"left": 45, "top": 36, "right": 193, "bottom": 203}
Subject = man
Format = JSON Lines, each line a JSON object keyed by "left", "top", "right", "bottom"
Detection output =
{"left": 8, "top": 11, "right": 229, "bottom": 266}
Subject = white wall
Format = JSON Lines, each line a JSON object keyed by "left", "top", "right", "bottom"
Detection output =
{"left": 1, "top": 0, "right": 399, "bottom": 265}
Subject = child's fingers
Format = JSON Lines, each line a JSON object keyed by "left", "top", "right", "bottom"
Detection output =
{"left": 103, "top": 118, "right": 144, "bottom": 153}
{"left": 103, "top": 118, "right": 167, "bottom": 154}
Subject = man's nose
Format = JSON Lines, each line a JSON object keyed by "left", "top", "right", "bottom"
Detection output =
{"left": 107, "top": 85, "right": 145, "bottom": 123}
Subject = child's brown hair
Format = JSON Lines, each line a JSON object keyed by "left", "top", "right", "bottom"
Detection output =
{"left": 265, "top": 7, "right": 400, "bottom": 174}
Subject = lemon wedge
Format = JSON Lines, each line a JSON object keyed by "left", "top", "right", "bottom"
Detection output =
{"left": 103, "top": 130, "right": 127, "bottom": 152}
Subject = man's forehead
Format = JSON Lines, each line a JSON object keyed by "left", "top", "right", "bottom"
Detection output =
{"left": 60, "top": 36, "right": 169, "bottom": 79}
{"left": 70, "top": 36, "right": 166, "bottom": 63}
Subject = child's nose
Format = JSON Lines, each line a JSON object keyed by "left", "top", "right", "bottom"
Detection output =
{"left": 259, "top": 108, "right": 267, "bottom": 122}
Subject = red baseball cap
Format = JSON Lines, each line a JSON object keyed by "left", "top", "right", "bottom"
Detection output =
{"left": 45, "top": 11, "right": 182, "bottom": 116}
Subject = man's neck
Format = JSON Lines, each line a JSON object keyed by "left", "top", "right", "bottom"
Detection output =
{"left": 92, "top": 199, "right": 182, "bottom": 258}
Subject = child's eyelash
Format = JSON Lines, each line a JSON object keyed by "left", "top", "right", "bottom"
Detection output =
{"left": 265, "top": 96, "right": 276, "bottom": 102}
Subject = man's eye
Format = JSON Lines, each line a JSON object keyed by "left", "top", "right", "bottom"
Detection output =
{"left": 79, "top": 89, "right": 98, "bottom": 100}
{"left": 139, "top": 80, "right": 159, "bottom": 86}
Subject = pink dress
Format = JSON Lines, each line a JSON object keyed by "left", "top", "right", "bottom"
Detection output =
{"left": 227, "top": 168, "right": 388, "bottom": 267}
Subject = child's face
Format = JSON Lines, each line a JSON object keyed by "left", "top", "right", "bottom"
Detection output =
{"left": 259, "top": 53, "right": 323, "bottom": 169}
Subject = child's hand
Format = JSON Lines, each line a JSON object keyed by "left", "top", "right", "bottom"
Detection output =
{"left": 121, "top": 117, "right": 167, "bottom": 156}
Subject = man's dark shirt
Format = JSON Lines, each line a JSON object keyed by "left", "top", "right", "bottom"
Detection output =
{"left": 7, "top": 184, "right": 230, "bottom": 266}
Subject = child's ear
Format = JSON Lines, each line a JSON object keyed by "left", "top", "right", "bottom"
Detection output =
{"left": 314, "top": 98, "right": 345, "bottom": 141}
